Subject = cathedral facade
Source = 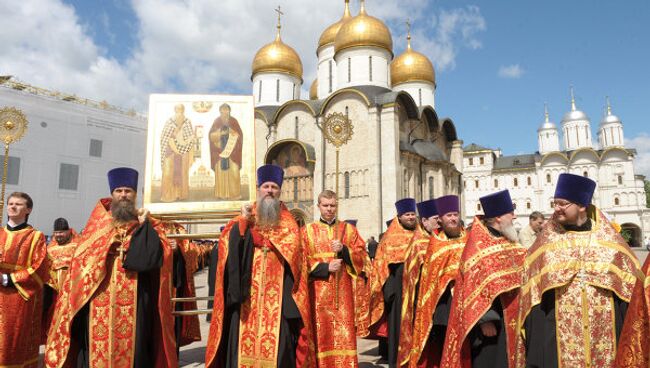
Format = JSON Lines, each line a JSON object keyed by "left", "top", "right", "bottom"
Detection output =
{"left": 463, "top": 93, "right": 650, "bottom": 247}
{"left": 250, "top": 0, "right": 463, "bottom": 238}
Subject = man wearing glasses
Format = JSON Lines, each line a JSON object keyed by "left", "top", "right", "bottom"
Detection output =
{"left": 518, "top": 173, "right": 641, "bottom": 367}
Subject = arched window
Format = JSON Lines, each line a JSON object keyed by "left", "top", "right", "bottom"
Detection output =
{"left": 550, "top": 201, "right": 554, "bottom": 209}
{"left": 468, "top": 158, "right": 474, "bottom": 166}
{"left": 418, "top": 88, "right": 422, "bottom": 106}
{"left": 583, "top": 171, "right": 588, "bottom": 177}
{"left": 546, "top": 173, "right": 551, "bottom": 183}
{"left": 480, "top": 157, "right": 485, "bottom": 165}
{"left": 614, "top": 197, "right": 620, "bottom": 206}
{"left": 347, "top": 57, "right": 352, "bottom": 83}
{"left": 345, "top": 106, "right": 349, "bottom": 117}
{"left": 369, "top": 56, "right": 373, "bottom": 81}
{"left": 328, "top": 60, "right": 333, "bottom": 93}
{"left": 526, "top": 202, "right": 531, "bottom": 210}
{"left": 514, "top": 177, "right": 518, "bottom": 187}
{"left": 276, "top": 79, "right": 280, "bottom": 102}
{"left": 344, "top": 172, "right": 350, "bottom": 199}
{"left": 477, "top": 203, "right": 481, "bottom": 211}
{"left": 527, "top": 176, "right": 532, "bottom": 186}
{"left": 494, "top": 179, "right": 498, "bottom": 188}
{"left": 513, "top": 202, "right": 517, "bottom": 210}
{"left": 618, "top": 175, "right": 623, "bottom": 185}
{"left": 258, "top": 80, "right": 262, "bottom": 102}
{"left": 475, "top": 179, "right": 479, "bottom": 189}
{"left": 294, "top": 116, "right": 299, "bottom": 139}
{"left": 428, "top": 177, "right": 434, "bottom": 199}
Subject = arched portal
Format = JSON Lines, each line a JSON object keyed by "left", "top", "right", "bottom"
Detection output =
{"left": 264, "top": 139, "right": 316, "bottom": 221}
{"left": 621, "top": 222, "right": 642, "bottom": 247}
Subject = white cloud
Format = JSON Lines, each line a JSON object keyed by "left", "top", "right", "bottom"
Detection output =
{"left": 626, "top": 133, "right": 650, "bottom": 179}
{"left": 498, "top": 64, "right": 525, "bottom": 79}
{"left": 0, "top": 0, "right": 486, "bottom": 111}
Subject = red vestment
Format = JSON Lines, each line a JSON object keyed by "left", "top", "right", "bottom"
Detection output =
{"left": 205, "top": 203, "right": 315, "bottom": 367}
{"left": 399, "top": 230, "right": 467, "bottom": 368}
{"left": 303, "top": 220, "right": 366, "bottom": 367}
{"left": 0, "top": 226, "right": 48, "bottom": 368}
{"left": 615, "top": 255, "right": 650, "bottom": 367}
{"left": 45, "top": 199, "right": 177, "bottom": 367}
{"left": 440, "top": 218, "right": 526, "bottom": 368}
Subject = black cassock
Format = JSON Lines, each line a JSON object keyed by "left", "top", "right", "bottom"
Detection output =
{"left": 383, "top": 262, "right": 405, "bottom": 368}
{"left": 70, "top": 220, "right": 163, "bottom": 368}
{"left": 522, "top": 219, "right": 628, "bottom": 368}
{"left": 207, "top": 242, "right": 218, "bottom": 322}
{"left": 215, "top": 222, "right": 302, "bottom": 368}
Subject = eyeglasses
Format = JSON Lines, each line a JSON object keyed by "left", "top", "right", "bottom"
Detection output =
{"left": 552, "top": 200, "right": 575, "bottom": 210}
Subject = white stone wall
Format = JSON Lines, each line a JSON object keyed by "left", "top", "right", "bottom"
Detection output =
{"left": 252, "top": 72, "right": 302, "bottom": 106}
{"left": 598, "top": 123, "right": 625, "bottom": 148}
{"left": 538, "top": 127, "right": 560, "bottom": 154}
{"left": 334, "top": 47, "right": 391, "bottom": 90}
{"left": 562, "top": 119, "right": 593, "bottom": 150}
{"left": 317, "top": 45, "right": 336, "bottom": 99}
{"left": 393, "top": 82, "right": 435, "bottom": 108}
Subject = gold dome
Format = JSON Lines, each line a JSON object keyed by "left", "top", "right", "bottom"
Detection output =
{"left": 391, "top": 34, "right": 435, "bottom": 86}
{"left": 318, "top": 0, "right": 352, "bottom": 50}
{"left": 309, "top": 79, "right": 318, "bottom": 100}
{"left": 252, "top": 26, "right": 303, "bottom": 81}
{"left": 334, "top": 0, "right": 393, "bottom": 55}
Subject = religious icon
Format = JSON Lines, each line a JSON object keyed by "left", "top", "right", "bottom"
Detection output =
{"left": 144, "top": 94, "right": 255, "bottom": 215}
{"left": 208, "top": 103, "right": 244, "bottom": 200}
{"left": 160, "top": 104, "right": 196, "bottom": 202}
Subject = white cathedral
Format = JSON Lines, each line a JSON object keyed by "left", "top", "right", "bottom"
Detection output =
{"left": 249, "top": 0, "right": 463, "bottom": 238}
{"left": 463, "top": 91, "right": 650, "bottom": 247}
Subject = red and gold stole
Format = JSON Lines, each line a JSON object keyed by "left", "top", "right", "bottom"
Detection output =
{"left": 45, "top": 198, "right": 176, "bottom": 368}
{"left": 399, "top": 230, "right": 467, "bottom": 368}
{"left": 518, "top": 206, "right": 641, "bottom": 368}
{"left": 0, "top": 227, "right": 47, "bottom": 368}
{"left": 303, "top": 220, "right": 366, "bottom": 367}
{"left": 441, "top": 217, "right": 525, "bottom": 368}
{"left": 205, "top": 203, "right": 315, "bottom": 368}
{"left": 615, "top": 256, "right": 650, "bottom": 368}
{"left": 368, "top": 218, "right": 427, "bottom": 335}
{"left": 46, "top": 241, "right": 78, "bottom": 291}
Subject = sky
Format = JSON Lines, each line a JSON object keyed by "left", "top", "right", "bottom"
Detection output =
{"left": 1, "top": 0, "right": 649, "bottom": 177}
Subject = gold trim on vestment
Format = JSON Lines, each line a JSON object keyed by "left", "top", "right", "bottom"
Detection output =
{"left": 316, "top": 349, "right": 358, "bottom": 358}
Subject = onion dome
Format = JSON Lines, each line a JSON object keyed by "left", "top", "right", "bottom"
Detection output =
{"left": 309, "top": 79, "right": 318, "bottom": 100}
{"left": 334, "top": 0, "right": 393, "bottom": 55}
{"left": 600, "top": 97, "right": 621, "bottom": 125}
{"left": 538, "top": 103, "right": 556, "bottom": 130}
{"left": 318, "top": 0, "right": 352, "bottom": 51}
{"left": 390, "top": 30, "right": 435, "bottom": 86}
{"left": 251, "top": 18, "right": 303, "bottom": 81}
{"left": 562, "top": 86, "right": 588, "bottom": 121}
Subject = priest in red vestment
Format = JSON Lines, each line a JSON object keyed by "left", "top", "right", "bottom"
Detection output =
{"left": 441, "top": 190, "right": 526, "bottom": 368}
{"left": 345, "top": 219, "right": 372, "bottom": 338}
{"left": 518, "top": 174, "right": 640, "bottom": 368}
{"left": 45, "top": 167, "right": 177, "bottom": 368}
{"left": 0, "top": 192, "right": 48, "bottom": 368}
{"left": 369, "top": 198, "right": 429, "bottom": 367}
{"left": 205, "top": 164, "right": 315, "bottom": 368}
{"left": 302, "top": 191, "right": 367, "bottom": 367}
{"left": 47, "top": 218, "right": 79, "bottom": 247}
{"left": 400, "top": 196, "right": 467, "bottom": 368}
{"left": 615, "top": 255, "right": 650, "bottom": 367}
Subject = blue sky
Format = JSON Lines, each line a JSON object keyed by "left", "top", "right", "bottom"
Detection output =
{"left": 3, "top": 0, "right": 649, "bottom": 169}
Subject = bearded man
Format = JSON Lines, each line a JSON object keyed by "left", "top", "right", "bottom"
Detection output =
{"left": 518, "top": 174, "right": 640, "bottom": 367}
{"left": 45, "top": 168, "right": 177, "bottom": 367}
{"left": 205, "top": 164, "right": 315, "bottom": 368}
{"left": 368, "top": 198, "right": 429, "bottom": 367}
{"left": 441, "top": 189, "right": 526, "bottom": 368}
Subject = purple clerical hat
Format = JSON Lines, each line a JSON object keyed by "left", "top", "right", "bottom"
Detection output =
{"left": 480, "top": 190, "right": 514, "bottom": 218}
{"left": 554, "top": 173, "right": 596, "bottom": 207}
{"left": 435, "top": 195, "right": 459, "bottom": 216}
{"left": 257, "top": 164, "right": 284, "bottom": 187}
{"left": 345, "top": 219, "right": 358, "bottom": 227}
{"left": 395, "top": 198, "right": 416, "bottom": 216}
{"left": 108, "top": 167, "right": 138, "bottom": 192}
{"left": 417, "top": 199, "right": 438, "bottom": 218}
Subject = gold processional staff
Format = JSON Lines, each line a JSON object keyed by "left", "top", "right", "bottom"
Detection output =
{"left": 0, "top": 107, "right": 28, "bottom": 220}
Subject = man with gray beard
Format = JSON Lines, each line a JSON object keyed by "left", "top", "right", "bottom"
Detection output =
{"left": 440, "top": 189, "right": 526, "bottom": 368}
{"left": 205, "top": 164, "right": 315, "bottom": 368}
{"left": 45, "top": 167, "right": 177, "bottom": 367}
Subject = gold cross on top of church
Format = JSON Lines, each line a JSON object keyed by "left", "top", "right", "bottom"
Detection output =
{"left": 275, "top": 5, "right": 284, "bottom": 30}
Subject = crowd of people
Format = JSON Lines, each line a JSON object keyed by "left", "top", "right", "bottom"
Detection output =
{"left": 1, "top": 163, "right": 649, "bottom": 367}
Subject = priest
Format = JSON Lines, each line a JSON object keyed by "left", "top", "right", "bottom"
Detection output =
{"left": 205, "top": 164, "right": 315, "bottom": 367}
{"left": 45, "top": 168, "right": 177, "bottom": 367}
{"left": 518, "top": 173, "right": 640, "bottom": 367}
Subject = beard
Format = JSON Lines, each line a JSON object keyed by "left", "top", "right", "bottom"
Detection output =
{"left": 399, "top": 219, "right": 416, "bottom": 231}
{"left": 501, "top": 223, "right": 519, "bottom": 243}
{"left": 111, "top": 199, "right": 138, "bottom": 223}
{"left": 442, "top": 223, "right": 462, "bottom": 238}
{"left": 256, "top": 196, "right": 280, "bottom": 228}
